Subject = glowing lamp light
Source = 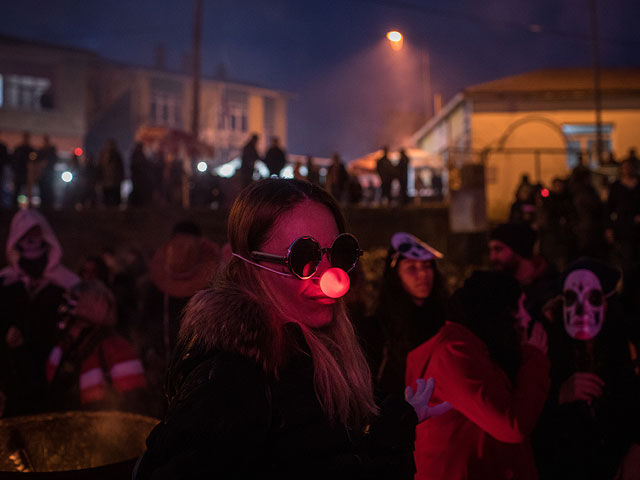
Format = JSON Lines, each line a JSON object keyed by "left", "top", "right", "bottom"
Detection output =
{"left": 197, "top": 161, "right": 208, "bottom": 172}
{"left": 386, "top": 30, "right": 403, "bottom": 51}
{"left": 74, "top": 147, "right": 83, "bottom": 156}
{"left": 387, "top": 31, "right": 402, "bottom": 42}
{"left": 219, "top": 164, "right": 235, "bottom": 177}
{"left": 61, "top": 171, "right": 73, "bottom": 183}
{"left": 541, "top": 188, "right": 550, "bottom": 198}
{"left": 319, "top": 268, "right": 351, "bottom": 299}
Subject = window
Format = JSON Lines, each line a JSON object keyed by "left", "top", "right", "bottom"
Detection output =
{"left": 219, "top": 89, "right": 248, "bottom": 132}
{"left": 263, "top": 96, "right": 275, "bottom": 141}
{"left": 562, "top": 123, "right": 613, "bottom": 168}
{"left": 150, "top": 91, "right": 183, "bottom": 128}
{"left": 149, "top": 77, "right": 184, "bottom": 128}
{"left": 2, "top": 74, "right": 53, "bottom": 111}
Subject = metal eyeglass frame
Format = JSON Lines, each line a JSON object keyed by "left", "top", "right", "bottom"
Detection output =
{"left": 250, "top": 233, "right": 363, "bottom": 280}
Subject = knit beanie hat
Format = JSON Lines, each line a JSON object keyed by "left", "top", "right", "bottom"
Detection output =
{"left": 489, "top": 223, "right": 536, "bottom": 259}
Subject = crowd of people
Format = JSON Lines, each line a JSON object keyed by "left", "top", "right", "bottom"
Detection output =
{"left": 1, "top": 131, "right": 421, "bottom": 212}
{"left": 510, "top": 148, "right": 640, "bottom": 275}
{"left": 0, "top": 165, "right": 639, "bottom": 477}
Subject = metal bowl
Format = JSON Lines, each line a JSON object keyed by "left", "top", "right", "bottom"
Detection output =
{"left": 0, "top": 411, "right": 158, "bottom": 478}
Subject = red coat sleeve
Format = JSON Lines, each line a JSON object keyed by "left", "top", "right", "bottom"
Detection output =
{"left": 429, "top": 337, "right": 550, "bottom": 443}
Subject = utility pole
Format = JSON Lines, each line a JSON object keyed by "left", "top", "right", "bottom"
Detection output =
{"left": 589, "top": 0, "right": 603, "bottom": 166}
{"left": 191, "top": 0, "right": 203, "bottom": 138}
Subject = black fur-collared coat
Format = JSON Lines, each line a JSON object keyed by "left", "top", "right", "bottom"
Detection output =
{"left": 135, "top": 286, "right": 418, "bottom": 480}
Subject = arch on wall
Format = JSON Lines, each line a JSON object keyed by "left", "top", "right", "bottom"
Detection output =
{"left": 496, "top": 115, "right": 569, "bottom": 150}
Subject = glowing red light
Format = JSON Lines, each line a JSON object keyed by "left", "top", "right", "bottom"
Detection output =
{"left": 74, "top": 147, "right": 83, "bottom": 156}
{"left": 541, "top": 188, "right": 550, "bottom": 198}
{"left": 319, "top": 268, "right": 350, "bottom": 299}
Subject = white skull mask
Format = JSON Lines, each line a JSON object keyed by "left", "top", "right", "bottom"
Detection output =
{"left": 563, "top": 269, "right": 605, "bottom": 340}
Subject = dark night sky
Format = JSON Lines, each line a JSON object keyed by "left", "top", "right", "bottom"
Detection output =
{"left": 2, "top": 0, "right": 639, "bottom": 158}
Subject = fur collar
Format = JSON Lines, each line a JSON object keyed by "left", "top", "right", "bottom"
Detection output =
{"left": 176, "top": 284, "right": 291, "bottom": 375}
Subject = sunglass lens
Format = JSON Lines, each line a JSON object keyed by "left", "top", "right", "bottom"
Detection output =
{"left": 290, "top": 238, "right": 321, "bottom": 278}
{"left": 331, "top": 234, "right": 360, "bottom": 272}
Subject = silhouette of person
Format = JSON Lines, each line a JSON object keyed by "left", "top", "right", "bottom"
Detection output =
{"left": 376, "top": 146, "right": 393, "bottom": 205}
{"left": 239, "top": 134, "right": 261, "bottom": 187}
{"left": 397, "top": 149, "right": 410, "bottom": 205}
{"left": 264, "top": 137, "right": 286, "bottom": 177}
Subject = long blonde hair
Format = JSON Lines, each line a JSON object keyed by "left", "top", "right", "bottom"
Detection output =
{"left": 225, "top": 178, "right": 378, "bottom": 427}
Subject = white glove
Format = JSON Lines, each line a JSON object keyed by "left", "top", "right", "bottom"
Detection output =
{"left": 405, "top": 377, "right": 452, "bottom": 423}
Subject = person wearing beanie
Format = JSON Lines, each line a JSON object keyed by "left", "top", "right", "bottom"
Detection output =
{"left": 489, "top": 222, "right": 559, "bottom": 330}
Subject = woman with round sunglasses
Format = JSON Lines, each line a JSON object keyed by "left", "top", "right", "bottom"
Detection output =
{"left": 357, "top": 232, "right": 449, "bottom": 401}
{"left": 134, "top": 179, "right": 446, "bottom": 480}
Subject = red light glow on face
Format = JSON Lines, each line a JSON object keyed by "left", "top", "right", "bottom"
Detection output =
{"left": 74, "top": 147, "right": 83, "bottom": 156}
{"left": 541, "top": 188, "right": 550, "bottom": 198}
{"left": 319, "top": 268, "right": 350, "bottom": 298}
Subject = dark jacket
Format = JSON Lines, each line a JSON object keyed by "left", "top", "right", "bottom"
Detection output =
{"left": 135, "top": 287, "right": 417, "bottom": 480}
{"left": 533, "top": 301, "right": 640, "bottom": 480}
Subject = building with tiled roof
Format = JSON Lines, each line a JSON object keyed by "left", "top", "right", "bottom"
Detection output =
{"left": 412, "top": 67, "right": 640, "bottom": 223}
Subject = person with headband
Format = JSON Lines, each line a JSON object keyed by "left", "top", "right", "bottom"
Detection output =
{"left": 134, "top": 178, "right": 448, "bottom": 479}
{"left": 357, "top": 232, "right": 447, "bottom": 401}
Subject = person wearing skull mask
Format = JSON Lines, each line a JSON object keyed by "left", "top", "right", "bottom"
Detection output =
{"left": 355, "top": 232, "right": 448, "bottom": 401}
{"left": 0, "top": 209, "right": 79, "bottom": 417}
{"left": 533, "top": 258, "right": 640, "bottom": 480}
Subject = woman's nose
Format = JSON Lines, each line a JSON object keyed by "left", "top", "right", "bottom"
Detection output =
{"left": 315, "top": 252, "right": 332, "bottom": 275}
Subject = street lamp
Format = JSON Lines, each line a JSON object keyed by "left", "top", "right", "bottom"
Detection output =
{"left": 386, "top": 30, "right": 403, "bottom": 51}
{"left": 385, "top": 30, "right": 431, "bottom": 119}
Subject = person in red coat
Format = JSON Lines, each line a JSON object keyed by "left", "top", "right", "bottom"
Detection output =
{"left": 406, "top": 271, "right": 550, "bottom": 480}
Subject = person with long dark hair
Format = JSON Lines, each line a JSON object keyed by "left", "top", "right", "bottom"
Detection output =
{"left": 359, "top": 232, "right": 448, "bottom": 401}
{"left": 406, "top": 270, "right": 550, "bottom": 480}
{"left": 134, "top": 179, "right": 444, "bottom": 479}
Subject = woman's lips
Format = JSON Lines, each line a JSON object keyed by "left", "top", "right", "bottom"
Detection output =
{"left": 307, "top": 294, "right": 336, "bottom": 304}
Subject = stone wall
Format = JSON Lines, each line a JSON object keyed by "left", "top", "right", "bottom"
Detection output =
{"left": 0, "top": 206, "right": 488, "bottom": 272}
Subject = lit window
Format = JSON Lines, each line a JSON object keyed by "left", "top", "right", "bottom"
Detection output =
{"left": 2, "top": 74, "right": 52, "bottom": 111}
{"left": 562, "top": 123, "right": 613, "bottom": 168}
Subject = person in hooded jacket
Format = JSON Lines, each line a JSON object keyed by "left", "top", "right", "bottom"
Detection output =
{"left": 356, "top": 232, "right": 448, "bottom": 401}
{"left": 134, "top": 179, "right": 447, "bottom": 480}
{"left": 0, "top": 209, "right": 79, "bottom": 417}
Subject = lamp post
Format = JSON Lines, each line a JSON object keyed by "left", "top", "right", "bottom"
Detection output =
{"left": 385, "top": 30, "right": 431, "bottom": 119}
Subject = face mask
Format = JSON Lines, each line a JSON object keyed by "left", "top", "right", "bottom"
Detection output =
{"left": 563, "top": 269, "right": 605, "bottom": 340}
{"left": 19, "top": 254, "right": 48, "bottom": 279}
{"left": 18, "top": 236, "right": 47, "bottom": 260}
